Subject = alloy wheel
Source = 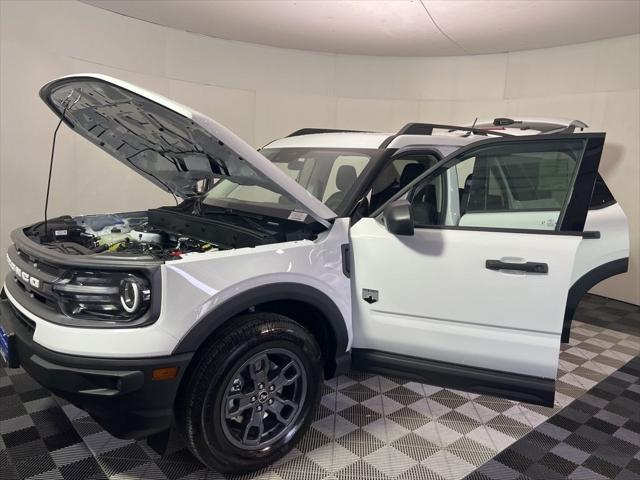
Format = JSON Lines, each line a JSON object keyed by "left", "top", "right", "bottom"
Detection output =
{"left": 220, "top": 348, "right": 308, "bottom": 450}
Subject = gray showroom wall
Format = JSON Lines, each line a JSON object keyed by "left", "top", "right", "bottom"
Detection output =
{"left": 1, "top": 1, "right": 638, "bottom": 304}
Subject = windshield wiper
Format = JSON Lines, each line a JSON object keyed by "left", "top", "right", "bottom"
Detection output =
{"left": 227, "top": 212, "right": 274, "bottom": 234}
{"left": 196, "top": 204, "right": 276, "bottom": 235}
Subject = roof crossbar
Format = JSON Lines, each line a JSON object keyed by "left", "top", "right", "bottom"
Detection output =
{"left": 397, "top": 122, "right": 514, "bottom": 138}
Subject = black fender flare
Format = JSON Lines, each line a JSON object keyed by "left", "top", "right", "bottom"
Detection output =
{"left": 172, "top": 282, "right": 349, "bottom": 358}
{"left": 561, "top": 257, "right": 629, "bottom": 342}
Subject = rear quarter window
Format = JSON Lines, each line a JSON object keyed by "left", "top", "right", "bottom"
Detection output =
{"left": 590, "top": 174, "right": 616, "bottom": 209}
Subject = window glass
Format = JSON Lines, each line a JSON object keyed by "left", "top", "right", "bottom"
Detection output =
{"left": 203, "top": 148, "right": 373, "bottom": 216}
{"left": 370, "top": 154, "right": 438, "bottom": 211}
{"left": 589, "top": 174, "right": 616, "bottom": 209}
{"left": 481, "top": 151, "right": 576, "bottom": 210}
{"left": 410, "top": 176, "right": 443, "bottom": 226}
{"left": 322, "top": 155, "right": 370, "bottom": 202}
{"left": 456, "top": 158, "right": 475, "bottom": 189}
{"left": 408, "top": 139, "right": 586, "bottom": 231}
{"left": 222, "top": 160, "right": 310, "bottom": 205}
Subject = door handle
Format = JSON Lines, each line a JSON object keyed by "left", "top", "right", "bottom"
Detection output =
{"left": 485, "top": 260, "right": 548, "bottom": 274}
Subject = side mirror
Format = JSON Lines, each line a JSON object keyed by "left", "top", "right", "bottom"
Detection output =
{"left": 383, "top": 200, "right": 414, "bottom": 236}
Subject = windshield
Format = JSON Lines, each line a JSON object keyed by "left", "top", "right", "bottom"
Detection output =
{"left": 203, "top": 148, "right": 374, "bottom": 218}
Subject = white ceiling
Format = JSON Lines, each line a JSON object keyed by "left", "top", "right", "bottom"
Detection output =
{"left": 82, "top": 0, "right": 640, "bottom": 56}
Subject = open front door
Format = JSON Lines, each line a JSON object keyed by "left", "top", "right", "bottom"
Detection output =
{"left": 350, "top": 134, "right": 605, "bottom": 406}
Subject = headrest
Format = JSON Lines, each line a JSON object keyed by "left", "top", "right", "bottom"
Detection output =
{"left": 464, "top": 174, "right": 473, "bottom": 189}
{"left": 336, "top": 164, "right": 357, "bottom": 192}
{"left": 399, "top": 163, "right": 426, "bottom": 188}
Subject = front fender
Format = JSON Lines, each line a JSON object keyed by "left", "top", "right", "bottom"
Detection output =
{"left": 171, "top": 281, "right": 350, "bottom": 356}
{"left": 160, "top": 219, "right": 352, "bottom": 355}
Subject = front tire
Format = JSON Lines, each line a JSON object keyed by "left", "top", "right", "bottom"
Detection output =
{"left": 176, "top": 313, "right": 323, "bottom": 473}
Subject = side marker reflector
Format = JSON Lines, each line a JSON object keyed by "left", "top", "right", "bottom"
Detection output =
{"left": 152, "top": 367, "right": 179, "bottom": 381}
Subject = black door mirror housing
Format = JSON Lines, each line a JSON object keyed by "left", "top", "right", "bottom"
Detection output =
{"left": 383, "top": 200, "right": 415, "bottom": 236}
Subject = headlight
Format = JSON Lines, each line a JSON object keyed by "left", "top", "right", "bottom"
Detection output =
{"left": 53, "top": 271, "right": 150, "bottom": 321}
{"left": 120, "top": 277, "right": 143, "bottom": 313}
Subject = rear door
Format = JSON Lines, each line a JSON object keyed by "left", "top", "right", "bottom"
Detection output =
{"left": 350, "top": 134, "right": 604, "bottom": 406}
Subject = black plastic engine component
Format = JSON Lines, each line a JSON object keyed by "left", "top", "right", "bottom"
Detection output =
{"left": 148, "top": 207, "right": 276, "bottom": 249}
{"left": 28, "top": 216, "right": 90, "bottom": 245}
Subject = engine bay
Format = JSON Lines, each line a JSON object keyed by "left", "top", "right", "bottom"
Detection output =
{"left": 25, "top": 212, "right": 219, "bottom": 260}
{"left": 23, "top": 204, "right": 318, "bottom": 261}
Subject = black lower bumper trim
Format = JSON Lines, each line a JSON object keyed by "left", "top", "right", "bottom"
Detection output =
{"left": 0, "top": 290, "right": 193, "bottom": 439}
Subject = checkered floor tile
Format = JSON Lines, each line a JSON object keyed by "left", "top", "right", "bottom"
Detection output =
{"left": 575, "top": 294, "right": 640, "bottom": 338}
{"left": 1, "top": 294, "right": 639, "bottom": 480}
{"left": 464, "top": 355, "right": 640, "bottom": 480}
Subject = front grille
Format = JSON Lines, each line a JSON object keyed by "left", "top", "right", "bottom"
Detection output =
{"left": 16, "top": 249, "right": 60, "bottom": 277}
{"left": 12, "top": 277, "right": 57, "bottom": 310}
{"left": 8, "top": 246, "right": 64, "bottom": 315}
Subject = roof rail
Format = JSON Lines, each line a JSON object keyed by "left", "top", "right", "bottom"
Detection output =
{"left": 397, "top": 122, "right": 513, "bottom": 137}
{"left": 286, "top": 128, "right": 372, "bottom": 138}
{"left": 472, "top": 117, "right": 588, "bottom": 134}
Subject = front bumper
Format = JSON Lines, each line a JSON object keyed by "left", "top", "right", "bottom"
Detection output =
{"left": 0, "top": 289, "right": 193, "bottom": 439}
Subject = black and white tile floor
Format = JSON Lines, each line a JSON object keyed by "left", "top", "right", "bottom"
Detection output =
{"left": 1, "top": 294, "right": 639, "bottom": 480}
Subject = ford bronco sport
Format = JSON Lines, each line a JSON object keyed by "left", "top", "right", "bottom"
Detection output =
{"left": 0, "top": 75, "right": 629, "bottom": 473}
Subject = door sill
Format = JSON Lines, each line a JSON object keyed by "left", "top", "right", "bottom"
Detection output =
{"left": 351, "top": 349, "right": 555, "bottom": 406}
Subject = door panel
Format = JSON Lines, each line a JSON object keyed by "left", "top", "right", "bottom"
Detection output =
{"left": 351, "top": 134, "right": 605, "bottom": 404}
{"left": 350, "top": 218, "right": 580, "bottom": 380}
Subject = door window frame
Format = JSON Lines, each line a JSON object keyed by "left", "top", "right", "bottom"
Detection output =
{"left": 343, "top": 146, "right": 445, "bottom": 218}
{"left": 369, "top": 133, "right": 605, "bottom": 236}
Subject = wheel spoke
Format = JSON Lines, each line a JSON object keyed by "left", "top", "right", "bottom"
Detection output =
{"left": 242, "top": 407, "right": 264, "bottom": 446}
{"left": 225, "top": 392, "right": 255, "bottom": 419}
{"left": 267, "top": 395, "right": 298, "bottom": 425}
{"left": 271, "top": 360, "right": 299, "bottom": 390}
{"left": 248, "top": 354, "right": 269, "bottom": 386}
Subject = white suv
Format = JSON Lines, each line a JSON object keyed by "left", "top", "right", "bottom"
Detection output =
{"left": 0, "top": 75, "right": 629, "bottom": 473}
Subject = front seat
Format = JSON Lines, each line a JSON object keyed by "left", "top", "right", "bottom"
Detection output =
{"left": 370, "top": 165, "right": 400, "bottom": 211}
{"left": 399, "top": 163, "right": 435, "bottom": 225}
{"left": 412, "top": 183, "right": 438, "bottom": 225}
{"left": 399, "top": 162, "right": 426, "bottom": 189}
{"left": 325, "top": 165, "right": 357, "bottom": 211}
{"left": 460, "top": 174, "right": 473, "bottom": 214}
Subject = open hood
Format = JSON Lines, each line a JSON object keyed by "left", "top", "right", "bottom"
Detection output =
{"left": 40, "top": 74, "right": 336, "bottom": 226}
